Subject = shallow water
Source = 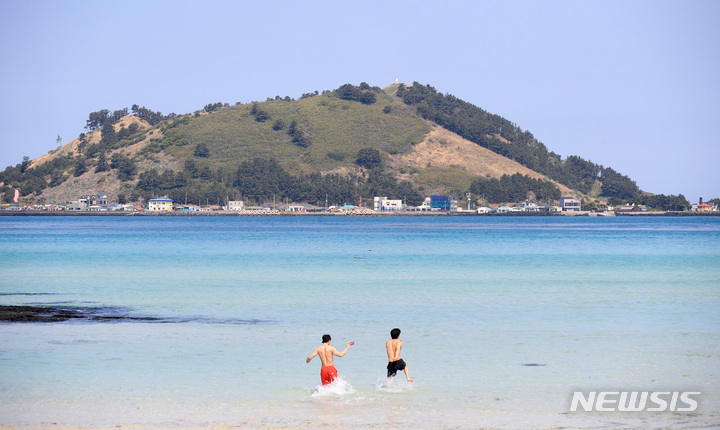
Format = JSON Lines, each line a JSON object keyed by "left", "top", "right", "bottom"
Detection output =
{"left": 1, "top": 216, "right": 718, "bottom": 428}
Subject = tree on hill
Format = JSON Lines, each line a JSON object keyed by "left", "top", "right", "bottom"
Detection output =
{"left": 250, "top": 102, "right": 270, "bottom": 122}
{"left": 20, "top": 156, "right": 30, "bottom": 173}
{"left": 131, "top": 105, "right": 166, "bottom": 125}
{"left": 73, "top": 156, "right": 88, "bottom": 177}
{"left": 356, "top": 148, "right": 382, "bottom": 169}
{"left": 110, "top": 153, "right": 136, "bottom": 182}
{"left": 204, "top": 102, "right": 223, "bottom": 113}
{"left": 600, "top": 168, "right": 639, "bottom": 199}
{"left": 112, "top": 108, "right": 129, "bottom": 121}
{"left": 100, "top": 120, "right": 118, "bottom": 147}
{"left": 117, "top": 123, "right": 139, "bottom": 141}
{"left": 287, "top": 120, "right": 311, "bottom": 147}
{"left": 234, "top": 158, "right": 290, "bottom": 201}
{"left": 95, "top": 153, "right": 108, "bottom": 173}
{"left": 194, "top": 142, "right": 210, "bottom": 158}
{"left": 86, "top": 110, "right": 111, "bottom": 131}
{"left": 334, "top": 83, "right": 377, "bottom": 105}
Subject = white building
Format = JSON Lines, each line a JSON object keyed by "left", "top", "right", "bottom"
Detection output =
{"left": 228, "top": 200, "right": 245, "bottom": 211}
{"left": 560, "top": 197, "right": 581, "bottom": 212}
{"left": 517, "top": 201, "right": 540, "bottom": 212}
{"left": 374, "top": 196, "right": 404, "bottom": 212}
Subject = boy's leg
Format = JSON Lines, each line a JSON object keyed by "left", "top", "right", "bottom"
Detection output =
{"left": 404, "top": 365, "right": 413, "bottom": 382}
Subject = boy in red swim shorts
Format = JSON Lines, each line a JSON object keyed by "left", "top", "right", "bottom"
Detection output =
{"left": 306, "top": 334, "right": 353, "bottom": 385}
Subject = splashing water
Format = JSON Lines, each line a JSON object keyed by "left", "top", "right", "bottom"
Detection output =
{"left": 311, "top": 377, "right": 356, "bottom": 397}
{"left": 376, "top": 376, "right": 415, "bottom": 394}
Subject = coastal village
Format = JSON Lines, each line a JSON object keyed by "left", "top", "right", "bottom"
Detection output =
{"left": 1, "top": 192, "right": 717, "bottom": 215}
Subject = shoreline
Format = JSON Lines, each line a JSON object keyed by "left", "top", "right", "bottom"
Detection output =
{"left": 0, "top": 210, "right": 717, "bottom": 217}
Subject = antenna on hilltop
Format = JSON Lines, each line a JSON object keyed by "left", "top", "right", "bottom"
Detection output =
{"left": 395, "top": 77, "right": 399, "bottom": 84}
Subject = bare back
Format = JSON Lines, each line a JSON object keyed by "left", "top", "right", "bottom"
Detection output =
{"left": 386, "top": 338, "right": 402, "bottom": 362}
{"left": 315, "top": 344, "right": 338, "bottom": 366}
{"left": 307, "top": 340, "right": 351, "bottom": 366}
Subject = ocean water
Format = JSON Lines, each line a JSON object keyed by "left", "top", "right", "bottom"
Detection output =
{"left": 0, "top": 215, "right": 719, "bottom": 429}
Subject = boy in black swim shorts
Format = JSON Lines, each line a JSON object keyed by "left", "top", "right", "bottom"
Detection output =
{"left": 386, "top": 328, "right": 413, "bottom": 381}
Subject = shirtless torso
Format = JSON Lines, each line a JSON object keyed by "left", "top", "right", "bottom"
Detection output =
{"left": 386, "top": 338, "right": 402, "bottom": 362}
{"left": 312, "top": 343, "right": 340, "bottom": 366}
{"left": 307, "top": 338, "right": 353, "bottom": 385}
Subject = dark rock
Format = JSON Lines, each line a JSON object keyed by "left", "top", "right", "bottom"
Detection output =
{"left": 0, "top": 305, "right": 159, "bottom": 323}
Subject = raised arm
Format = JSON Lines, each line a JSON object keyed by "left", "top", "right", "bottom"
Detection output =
{"left": 333, "top": 342, "right": 352, "bottom": 357}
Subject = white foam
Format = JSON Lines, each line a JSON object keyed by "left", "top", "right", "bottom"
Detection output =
{"left": 311, "top": 377, "right": 356, "bottom": 397}
{"left": 375, "top": 376, "right": 415, "bottom": 393}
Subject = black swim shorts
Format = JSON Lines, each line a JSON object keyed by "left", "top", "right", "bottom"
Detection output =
{"left": 387, "top": 359, "right": 407, "bottom": 377}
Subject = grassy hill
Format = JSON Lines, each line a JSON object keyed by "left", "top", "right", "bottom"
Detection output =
{"left": 3, "top": 81, "right": 681, "bottom": 210}
{"left": 169, "top": 90, "right": 431, "bottom": 175}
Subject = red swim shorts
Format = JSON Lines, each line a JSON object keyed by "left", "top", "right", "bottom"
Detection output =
{"left": 320, "top": 365, "right": 338, "bottom": 385}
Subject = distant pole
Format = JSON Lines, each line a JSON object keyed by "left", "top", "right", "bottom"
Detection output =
{"left": 467, "top": 192, "right": 471, "bottom": 210}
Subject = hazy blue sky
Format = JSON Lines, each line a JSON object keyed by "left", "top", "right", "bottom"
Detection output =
{"left": 1, "top": 0, "right": 718, "bottom": 200}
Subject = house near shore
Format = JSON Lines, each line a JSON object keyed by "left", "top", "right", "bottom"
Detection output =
{"left": 696, "top": 203, "right": 714, "bottom": 212}
{"left": 517, "top": 201, "right": 539, "bottom": 212}
{"left": 560, "top": 197, "right": 581, "bottom": 212}
{"left": 148, "top": 196, "right": 173, "bottom": 212}
{"left": 80, "top": 193, "right": 108, "bottom": 207}
{"left": 692, "top": 198, "right": 715, "bottom": 212}
{"left": 374, "top": 196, "right": 403, "bottom": 212}
{"left": 228, "top": 200, "right": 245, "bottom": 211}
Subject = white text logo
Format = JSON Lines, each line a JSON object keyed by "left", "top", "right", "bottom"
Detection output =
{"left": 570, "top": 391, "right": 700, "bottom": 412}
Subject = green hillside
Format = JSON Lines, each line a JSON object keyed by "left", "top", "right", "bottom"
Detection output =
{"left": 169, "top": 89, "right": 430, "bottom": 175}
{"left": 0, "top": 82, "right": 692, "bottom": 211}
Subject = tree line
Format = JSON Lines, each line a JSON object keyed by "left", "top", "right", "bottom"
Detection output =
{"left": 469, "top": 173, "right": 561, "bottom": 204}
{"left": 133, "top": 154, "right": 424, "bottom": 207}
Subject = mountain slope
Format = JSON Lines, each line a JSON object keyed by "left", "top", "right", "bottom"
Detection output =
{"left": 2, "top": 82, "right": 649, "bottom": 208}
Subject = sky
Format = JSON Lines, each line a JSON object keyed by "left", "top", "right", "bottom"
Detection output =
{"left": 1, "top": 0, "right": 718, "bottom": 200}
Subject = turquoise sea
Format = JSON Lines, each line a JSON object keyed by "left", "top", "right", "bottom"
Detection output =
{"left": 1, "top": 216, "right": 719, "bottom": 429}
